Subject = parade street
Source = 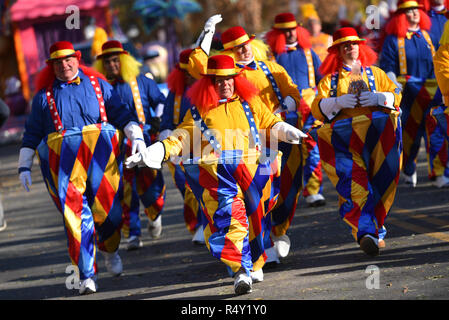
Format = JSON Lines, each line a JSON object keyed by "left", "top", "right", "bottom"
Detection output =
{"left": 0, "top": 141, "right": 448, "bottom": 301}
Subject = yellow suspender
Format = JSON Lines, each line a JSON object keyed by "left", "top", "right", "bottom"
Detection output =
{"left": 129, "top": 77, "right": 146, "bottom": 124}
{"left": 397, "top": 31, "right": 435, "bottom": 76}
{"left": 173, "top": 94, "right": 182, "bottom": 125}
{"left": 304, "top": 48, "right": 316, "bottom": 88}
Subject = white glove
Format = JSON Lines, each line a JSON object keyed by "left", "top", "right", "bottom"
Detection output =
{"left": 125, "top": 141, "right": 165, "bottom": 170}
{"left": 386, "top": 71, "right": 403, "bottom": 90}
{"left": 319, "top": 94, "right": 357, "bottom": 120}
{"left": 272, "top": 121, "right": 308, "bottom": 144}
{"left": 19, "top": 171, "right": 32, "bottom": 192}
{"left": 283, "top": 96, "right": 297, "bottom": 112}
{"left": 158, "top": 129, "right": 172, "bottom": 141}
{"left": 359, "top": 91, "right": 396, "bottom": 109}
{"left": 124, "top": 121, "right": 145, "bottom": 155}
{"left": 196, "top": 14, "right": 222, "bottom": 55}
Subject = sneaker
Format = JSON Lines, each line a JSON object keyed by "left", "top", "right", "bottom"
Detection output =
{"left": 403, "top": 172, "right": 417, "bottom": 187}
{"left": 265, "top": 246, "right": 280, "bottom": 264}
{"left": 433, "top": 175, "right": 449, "bottom": 188}
{"left": 126, "top": 235, "right": 143, "bottom": 251}
{"left": 234, "top": 270, "right": 252, "bottom": 295}
{"left": 305, "top": 194, "right": 326, "bottom": 207}
{"left": 101, "top": 250, "right": 123, "bottom": 276}
{"left": 79, "top": 277, "right": 97, "bottom": 295}
{"left": 272, "top": 234, "right": 291, "bottom": 258}
{"left": 250, "top": 269, "right": 264, "bottom": 283}
{"left": 148, "top": 215, "right": 162, "bottom": 239}
{"left": 359, "top": 235, "right": 379, "bottom": 257}
{"left": 192, "top": 225, "right": 205, "bottom": 245}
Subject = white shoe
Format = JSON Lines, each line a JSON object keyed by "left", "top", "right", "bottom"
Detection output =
{"left": 305, "top": 193, "right": 326, "bottom": 207}
{"left": 272, "top": 234, "right": 291, "bottom": 258}
{"left": 403, "top": 172, "right": 417, "bottom": 187}
{"left": 433, "top": 175, "right": 449, "bottom": 188}
{"left": 250, "top": 269, "right": 264, "bottom": 283}
{"left": 192, "top": 225, "right": 205, "bottom": 245}
{"left": 126, "top": 235, "right": 143, "bottom": 251}
{"left": 234, "top": 270, "right": 252, "bottom": 295}
{"left": 79, "top": 277, "right": 97, "bottom": 295}
{"left": 101, "top": 250, "right": 123, "bottom": 276}
{"left": 265, "top": 246, "right": 280, "bottom": 264}
{"left": 148, "top": 215, "right": 162, "bottom": 239}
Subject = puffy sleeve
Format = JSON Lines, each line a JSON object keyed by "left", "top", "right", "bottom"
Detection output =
{"left": 434, "top": 21, "right": 449, "bottom": 104}
{"left": 310, "top": 73, "right": 332, "bottom": 123}
{"left": 21, "top": 92, "right": 47, "bottom": 149}
{"left": 250, "top": 96, "right": 283, "bottom": 129}
{"left": 161, "top": 109, "right": 195, "bottom": 161}
{"left": 372, "top": 66, "right": 402, "bottom": 110}
{"left": 268, "top": 61, "right": 302, "bottom": 108}
{"left": 379, "top": 35, "right": 399, "bottom": 75}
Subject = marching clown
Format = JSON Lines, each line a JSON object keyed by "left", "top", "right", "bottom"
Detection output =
{"left": 312, "top": 27, "right": 403, "bottom": 256}
{"left": 125, "top": 54, "right": 307, "bottom": 295}
{"left": 94, "top": 40, "right": 166, "bottom": 250}
{"left": 220, "top": 25, "right": 303, "bottom": 261}
{"left": 18, "top": 41, "right": 144, "bottom": 294}
{"left": 380, "top": 0, "right": 448, "bottom": 188}
{"left": 265, "top": 12, "right": 327, "bottom": 208}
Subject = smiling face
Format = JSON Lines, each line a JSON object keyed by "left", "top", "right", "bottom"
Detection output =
{"left": 405, "top": 8, "right": 420, "bottom": 28}
{"left": 52, "top": 56, "right": 79, "bottom": 81}
{"left": 102, "top": 54, "right": 122, "bottom": 78}
{"left": 338, "top": 42, "right": 360, "bottom": 65}
{"left": 232, "top": 42, "right": 254, "bottom": 62}
{"left": 214, "top": 76, "right": 235, "bottom": 99}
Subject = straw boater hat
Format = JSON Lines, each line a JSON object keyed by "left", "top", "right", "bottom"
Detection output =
{"left": 327, "top": 27, "right": 366, "bottom": 52}
{"left": 46, "top": 41, "right": 81, "bottom": 63}
{"left": 201, "top": 54, "right": 241, "bottom": 77}
{"left": 96, "top": 40, "right": 129, "bottom": 59}
{"left": 221, "top": 26, "right": 255, "bottom": 50}
{"left": 273, "top": 12, "right": 298, "bottom": 30}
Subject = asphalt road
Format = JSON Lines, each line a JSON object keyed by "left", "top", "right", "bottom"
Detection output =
{"left": 0, "top": 140, "right": 448, "bottom": 306}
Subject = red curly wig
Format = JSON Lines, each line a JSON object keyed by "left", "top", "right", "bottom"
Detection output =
{"left": 318, "top": 42, "right": 378, "bottom": 76}
{"left": 186, "top": 74, "right": 259, "bottom": 114}
{"left": 384, "top": 8, "right": 431, "bottom": 38}
{"left": 265, "top": 26, "right": 312, "bottom": 55}
{"left": 166, "top": 65, "right": 186, "bottom": 96}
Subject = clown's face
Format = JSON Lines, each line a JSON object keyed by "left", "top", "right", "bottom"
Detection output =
{"left": 338, "top": 42, "right": 360, "bottom": 65}
{"left": 214, "top": 76, "right": 235, "bottom": 99}
{"left": 232, "top": 42, "right": 253, "bottom": 63}
{"left": 283, "top": 28, "right": 298, "bottom": 44}
{"left": 103, "top": 54, "right": 122, "bottom": 79}
{"left": 52, "top": 56, "right": 79, "bottom": 81}
{"left": 405, "top": 8, "right": 420, "bottom": 27}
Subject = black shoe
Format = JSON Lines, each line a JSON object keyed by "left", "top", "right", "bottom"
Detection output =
{"left": 360, "top": 235, "right": 379, "bottom": 257}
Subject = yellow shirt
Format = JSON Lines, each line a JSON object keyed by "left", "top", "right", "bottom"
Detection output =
{"left": 162, "top": 95, "right": 282, "bottom": 161}
{"left": 311, "top": 66, "right": 402, "bottom": 123}
{"left": 242, "top": 60, "right": 302, "bottom": 114}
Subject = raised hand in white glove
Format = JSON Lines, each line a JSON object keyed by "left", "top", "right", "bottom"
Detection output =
{"left": 196, "top": 14, "right": 223, "bottom": 55}
{"left": 131, "top": 138, "right": 147, "bottom": 155}
{"left": 125, "top": 141, "right": 165, "bottom": 170}
{"left": 272, "top": 121, "right": 308, "bottom": 144}
{"left": 204, "top": 14, "right": 223, "bottom": 32}
{"left": 19, "top": 170, "right": 32, "bottom": 192}
{"left": 158, "top": 129, "right": 172, "bottom": 141}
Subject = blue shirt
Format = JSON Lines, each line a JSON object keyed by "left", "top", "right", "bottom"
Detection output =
{"left": 22, "top": 68, "right": 137, "bottom": 149}
{"left": 160, "top": 90, "right": 192, "bottom": 131}
{"left": 112, "top": 73, "right": 165, "bottom": 124}
{"left": 379, "top": 32, "right": 435, "bottom": 80}
{"left": 274, "top": 46, "right": 322, "bottom": 90}
{"left": 428, "top": 9, "right": 448, "bottom": 49}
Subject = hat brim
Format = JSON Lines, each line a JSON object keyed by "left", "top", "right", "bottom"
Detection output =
{"left": 96, "top": 50, "right": 129, "bottom": 59}
{"left": 223, "top": 34, "right": 256, "bottom": 51}
{"left": 397, "top": 3, "right": 423, "bottom": 11}
{"left": 46, "top": 50, "right": 81, "bottom": 63}
{"left": 327, "top": 38, "right": 366, "bottom": 52}
{"left": 200, "top": 70, "right": 242, "bottom": 77}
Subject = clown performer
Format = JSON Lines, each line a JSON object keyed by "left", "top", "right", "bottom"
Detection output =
{"left": 265, "top": 12, "right": 327, "bottom": 208}
{"left": 380, "top": 0, "right": 448, "bottom": 188}
{"left": 311, "top": 27, "right": 403, "bottom": 257}
{"left": 300, "top": 3, "right": 333, "bottom": 62}
{"left": 220, "top": 25, "right": 303, "bottom": 262}
{"left": 125, "top": 55, "right": 307, "bottom": 295}
{"left": 18, "top": 41, "right": 144, "bottom": 294}
{"left": 420, "top": 0, "right": 449, "bottom": 49}
{"left": 159, "top": 15, "right": 222, "bottom": 244}
{"left": 94, "top": 40, "right": 166, "bottom": 250}
{"left": 429, "top": 19, "right": 449, "bottom": 187}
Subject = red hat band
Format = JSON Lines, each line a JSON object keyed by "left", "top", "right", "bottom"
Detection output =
{"left": 221, "top": 26, "right": 255, "bottom": 50}
{"left": 274, "top": 12, "right": 298, "bottom": 29}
